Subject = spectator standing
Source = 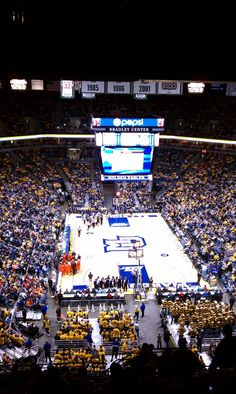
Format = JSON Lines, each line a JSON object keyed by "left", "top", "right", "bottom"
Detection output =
{"left": 86, "top": 332, "right": 93, "bottom": 346}
{"left": 88, "top": 272, "right": 93, "bottom": 289}
{"left": 157, "top": 333, "right": 162, "bottom": 349}
{"left": 229, "top": 293, "right": 235, "bottom": 310}
{"left": 169, "top": 337, "right": 202, "bottom": 378}
{"left": 71, "top": 260, "right": 77, "bottom": 276}
{"left": 209, "top": 323, "right": 236, "bottom": 372}
{"left": 140, "top": 302, "right": 145, "bottom": 317}
{"left": 149, "top": 276, "right": 153, "bottom": 291}
{"left": 197, "top": 271, "right": 201, "bottom": 284}
{"left": 134, "top": 305, "right": 139, "bottom": 321}
{"left": 48, "top": 278, "right": 53, "bottom": 293}
{"left": 57, "top": 291, "right": 63, "bottom": 307}
{"left": 111, "top": 338, "right": 120, "bottom": 361}
{"left": 43, "top": 315, "right": 51, "bottom": 336}
{"left": 22, "top": 307, "right": 27, "bottom": 323}
{"left": 134, "top": 321, "right": 140, "bottom": 338}
{"left": 56, "top": 305, "right": 61, "bottom": 322}
{"left": 41, "top": 304, "right": 48, "bottom": 318}
{"left": 163, "top": 328, "right": 172, "bottom": 347}
{"left": 123, "top": 277, "right": 128, "bottom": 291}
{"left": 25, "top": 338, "right": 33, "bottom": 354}
{"left": 208, "top": 341, "right": 217, "bottom": 358}
{"left": 43, "top": 341, "right": 52, "bottom": 363}
{"left": 196, "top": 331, "right": 203, "bottom": 353}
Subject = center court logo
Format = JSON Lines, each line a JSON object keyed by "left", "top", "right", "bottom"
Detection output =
{"left": 103, "top": 235, "right": 146, "bottom": 253}
{"left": 113, "top": 118, "right": 144, "bottom": 127}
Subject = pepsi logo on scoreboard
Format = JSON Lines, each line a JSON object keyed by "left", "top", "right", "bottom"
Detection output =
{"left": 91, "top": 117, "right": 164, "bottom": 132}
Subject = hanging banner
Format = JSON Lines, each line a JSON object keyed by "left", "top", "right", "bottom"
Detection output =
{"left": 31, "top": 79, "right": 44, "bottom": 90}
{"left": 158, "top": 81, "right": 182, "bottom": 95}
{"left": 107, "top": 81, "right": 131, "bottom": 94}
{"left": 133, "top": 80, "right": 156, "bottom": 95}
{"left": 226, "top": 82, "right": 236, "bottom": 96}
{"left": 74, "top": 81, "right": 81, "bottom": 91}
{"left": 81, "top": 81, "right": 105, "bottom": 93}
{"left": 60, "top": 80, "right": 75, "bottom": 98}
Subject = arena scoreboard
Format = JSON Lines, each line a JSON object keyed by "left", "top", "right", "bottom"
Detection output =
{"left": 91, "top": 117, "right": 164, "bottom": 132}
{"left": 92, "top": 117, "right": 164, "bottom": 147}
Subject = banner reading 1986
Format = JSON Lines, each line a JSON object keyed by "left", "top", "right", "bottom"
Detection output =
{"left": 107, "top": 82, "right": 131, "bottom": 94}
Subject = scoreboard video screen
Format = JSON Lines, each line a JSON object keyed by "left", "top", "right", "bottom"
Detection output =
{"left": 95, "top": 118, "right": 161, "bottom": 180}
{"left": 101, "top": 146, "right": 154, "bottom": 176}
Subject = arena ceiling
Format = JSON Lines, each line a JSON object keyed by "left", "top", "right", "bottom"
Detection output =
{"left": 0, "top": 1, "right": 234, "bottom": 82}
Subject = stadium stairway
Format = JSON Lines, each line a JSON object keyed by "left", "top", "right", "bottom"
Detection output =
{"left": 88, "top": 158, "right": 96, "bottom": 183}
{"left": 9, "top": 150, "right": 22, "bottom": 166}
{"left": 103, "top": 182, "right": 116, "bottom": 210}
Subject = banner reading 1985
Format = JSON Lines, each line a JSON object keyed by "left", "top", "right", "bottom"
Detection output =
{"left": 81, "top": 81, "right": 105, "bottom": 94}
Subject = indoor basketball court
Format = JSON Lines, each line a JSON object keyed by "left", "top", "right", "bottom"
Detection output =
{"left": 58, "top": 213, "right": 198, "bottom": 292}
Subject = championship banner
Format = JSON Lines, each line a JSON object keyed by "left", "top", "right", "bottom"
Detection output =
{"left": 107, "top": 81, "right": 131, "bottom": 94}
{"left": 226, "top": 82, "right": 236, "bottom": 96}
{"left": 81, "top": 81, "right": 105, "bottom": 94}
{"left": 31, "top": 79, "right": 44, "bottom": 90}
{"left": 158, "top": 81, "right": 182, "bottom": 95}
{"left": 133, "top": 80, "right": 156, "bottom": 95}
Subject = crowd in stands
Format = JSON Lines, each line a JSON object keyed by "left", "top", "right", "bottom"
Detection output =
{"left": 1, "top": 90, "right": 236, "bottom": 141}
{"left": 55, "top": 310, "right": 92, "bottom": 342}
{"left": 98, "top": 308, "right": 137, "bottom": 343}
{"left": 155, "top": 282, "right": 224, "bottom": 304}
{"left": 0, "top": 133, "right": 235, "bottom": 390}
{"left": 62, "top": 162, "right": 92, "bottom": 209}
{"left": 160, "top": 298, "right": 235, "bottom": 339}
{"left": 0, "top": 332, "right": 234, "bottom": 394}
{"left": 0, "top": 151, "right": 66, "bottom": 354}
{"left": 1, "top": 145, "right": 235, "bottom": 313}
{"left": 158, "top": 152, "right": 236, "bottom": 296}
{"left": 112, "top": 181, "right": 153, "bottom": 214}
{"left": 153, "top": 148, "right": 196, "bottom": 192}
{"left": 54, "top": 346, "right": 107, "bottom": 372}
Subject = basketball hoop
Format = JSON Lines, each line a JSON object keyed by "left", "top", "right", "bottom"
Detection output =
{"left": 128, "top": 241, "right": 144, "bottom": 292}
